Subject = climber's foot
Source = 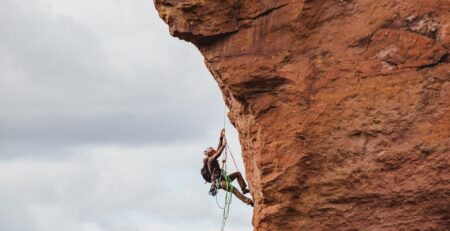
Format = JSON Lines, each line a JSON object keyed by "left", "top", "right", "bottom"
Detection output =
{"left": 242, "top": 188, "right": 250, "bottom": 194}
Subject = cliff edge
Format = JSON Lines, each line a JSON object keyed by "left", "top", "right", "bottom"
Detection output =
{"left": 154, "top": 0, "right": 450, "bottom": 230}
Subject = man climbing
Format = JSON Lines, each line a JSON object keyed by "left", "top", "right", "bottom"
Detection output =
{"left": 201, "top": 129, "right": 254, "bottom": 207}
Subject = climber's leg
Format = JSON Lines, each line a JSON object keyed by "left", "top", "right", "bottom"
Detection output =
{"left": 227, "top": 171, "right": 249, "bottom": 193}
{"left": 219, "top": 179, "right": 253, "bottom": 207}
{"left": 231, "top": 187, "right": 253, "bottom": 206}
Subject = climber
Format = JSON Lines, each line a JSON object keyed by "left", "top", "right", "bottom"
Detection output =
{"left": 201, "top": 129, "right": 254, "bottom": 207}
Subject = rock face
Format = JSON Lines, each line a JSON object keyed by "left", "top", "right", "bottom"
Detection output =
{"left": 154, "top": 0, "right": 450, "bottom": 230}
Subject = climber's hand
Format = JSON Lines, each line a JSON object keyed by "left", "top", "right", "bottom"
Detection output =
{"left": 220, "top": 129, "right": 225, "bottom": 138}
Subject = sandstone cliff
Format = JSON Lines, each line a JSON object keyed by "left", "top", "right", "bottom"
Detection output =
{"left": 154, "top": 1, "right": 450, "bottom": 230}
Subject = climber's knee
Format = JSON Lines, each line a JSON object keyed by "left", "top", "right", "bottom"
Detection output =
{"left": 227, "top": 171, "right": 240, "bottom": 181}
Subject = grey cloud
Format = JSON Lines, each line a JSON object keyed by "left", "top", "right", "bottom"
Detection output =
{"left": 0, "top": 0, "right": 223, "bottom": 154}
{"left": 0, "top": 145, "right": 251, "bottom": 231}
{"left": 0, "top": 0, "right": 252, "bottom": 230}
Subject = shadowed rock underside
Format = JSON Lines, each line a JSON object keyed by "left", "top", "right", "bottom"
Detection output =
{"left": 154, "top": 0, "right": 450, "bottom": 230}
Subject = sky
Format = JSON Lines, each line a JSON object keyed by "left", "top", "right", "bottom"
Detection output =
{"left": 0, "top": 0, "right": 252, "bottom": 230}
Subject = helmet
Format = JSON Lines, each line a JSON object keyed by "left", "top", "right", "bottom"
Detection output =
{"left": 204, "top": 146, "right": 214, "bottom": 155}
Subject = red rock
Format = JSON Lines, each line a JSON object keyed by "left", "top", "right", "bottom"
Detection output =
{"left": 154, "top": 0, "right": 450, "bottom": 230}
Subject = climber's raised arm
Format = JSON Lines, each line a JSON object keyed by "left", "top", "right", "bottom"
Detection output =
{"left": 209, "top": 139, "right": 226, "bottom": 162}
{"left": 216, "top": 128, "right": 225, "bottom": 150}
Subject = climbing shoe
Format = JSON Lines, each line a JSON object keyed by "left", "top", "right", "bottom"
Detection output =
{"left": 242, "top": 188, "right": 250, "bottom": 194}
{"left": 209, "top": 184, "right": 218, "bottom": 196}
{"left": 248, "top": 200, "right": 254, "bottom": 207}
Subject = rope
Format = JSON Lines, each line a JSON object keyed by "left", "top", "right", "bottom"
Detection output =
{"left": 214, "top": 133, "right": 234, "bottom": 231}
{"left": 220, "top": 169, "right": 233, "bottom": 231}
{"left": 223, "top": 104, "right": 227, "bottom": 129}
{"left": 225, "top": 143, "right": 241, "bottom": 174}
{"left": 216, "top": 104, "right": 242, "bottom": 231}
{"left": 222, "top": 104, "right": 241, "bottom": 173}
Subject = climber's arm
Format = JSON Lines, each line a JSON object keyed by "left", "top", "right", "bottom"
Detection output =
{"left": 216, "top": 129, "right": 225, "bottom": 150}
{"left": 204, "top": 157, "right": 213, "bottom": 175}
{"left": 210, "top": 139, "right": 226, "bottom": 162}
{"left": 207, "top": 157, "right": 213, "bottom": 174}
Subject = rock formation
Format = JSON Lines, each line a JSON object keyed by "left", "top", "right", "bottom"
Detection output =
{"left": 154, "top": 0, "right": 450, "bottom": 230}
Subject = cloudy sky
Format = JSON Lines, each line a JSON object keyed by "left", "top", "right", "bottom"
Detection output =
{"left": 0, "top": 0, "right": 252, "bottom": 230}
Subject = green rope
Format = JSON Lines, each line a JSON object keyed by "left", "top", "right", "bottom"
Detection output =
{"left": 220, "top": 170, "right": 233, "bottom": 231}
{"left": 215, "top": 141, "right": 234, "bottom": 231}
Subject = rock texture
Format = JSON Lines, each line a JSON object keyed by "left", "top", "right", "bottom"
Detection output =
{"left": 154, "top": 0, "right": 450, "bottom": 230}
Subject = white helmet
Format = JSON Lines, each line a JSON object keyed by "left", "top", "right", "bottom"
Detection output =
{"left": 204, "top": 146, "right": 214, "bottom": 155}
